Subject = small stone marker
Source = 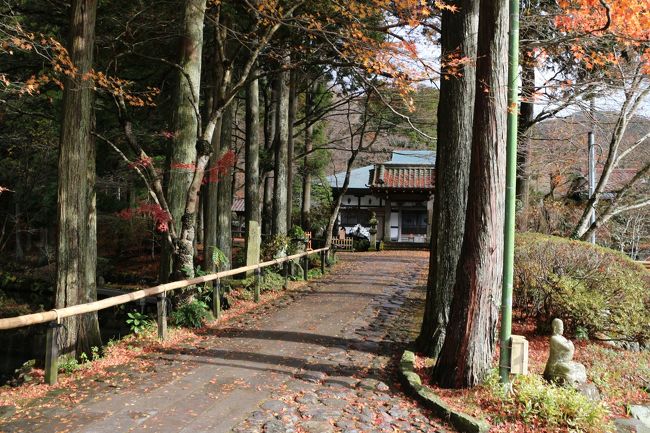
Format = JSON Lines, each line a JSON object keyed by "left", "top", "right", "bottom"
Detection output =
{"left": 510, "top": 335, "right": 529, "bottom": 375}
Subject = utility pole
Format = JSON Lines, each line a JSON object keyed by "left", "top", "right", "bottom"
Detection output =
{"left": 587, "top": 97, "right": 597, "bottom": 244}
{"left": 588, "top": 131, "right": 596, "bottom": 244}
{"left": 500, "top": 0, "right": 520, "bottom": 384}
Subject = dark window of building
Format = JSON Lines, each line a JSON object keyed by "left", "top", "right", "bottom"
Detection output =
{"left": 402, "top": 211, "right": 427, "bottom": 234}
{"left": 341, "top": 209, "right": 371, "bottom": 226}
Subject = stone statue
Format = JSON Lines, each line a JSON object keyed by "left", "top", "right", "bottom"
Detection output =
{"left": 543, "top": 318, "right": 587, "bottom": 385}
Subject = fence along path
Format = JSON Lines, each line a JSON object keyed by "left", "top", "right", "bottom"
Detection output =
{"left": 0, "top": 247, "right": 330, "bottom": 385}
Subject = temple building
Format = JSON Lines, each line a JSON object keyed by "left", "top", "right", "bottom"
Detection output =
{"left": 327, "top": 150, "right": 435, "bottom": 246}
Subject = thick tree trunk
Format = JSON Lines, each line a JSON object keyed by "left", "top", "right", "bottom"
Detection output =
{"left": 516, "top": 65, "right": 535, "bottom": 230}
{"left": 272, "top": 61, "right": 289, "bottom": 236}
{"left": 245, "top": 70, "right": 261, "bottom": 268}
{"left": 262, "top": 78, "right": 276, "bottom": 237}
{"left": 416, "top": 0, "right": 478, "bottom": 358}
{"left": 56, "top": 0, "right": 101, "bottom": 358}
{"left": 172, "top": 136, "right": 212, "bottom": 282}
{"left": 160, "top": 0, "right": 206, "bottom": 282}
{"left": 287, "top": 70, "right": 297, "bottom": 230}
{"left": 203, "top": 116, "right": 222, "bottom": 272}
{"left": 433, "top": 0, "right": 508, "bottom": 388}
{"left": 216, "top": 104, "right": 233, "bottom": 269}
{"left": 301, "top": 80, "right": 317, "bottom": 229}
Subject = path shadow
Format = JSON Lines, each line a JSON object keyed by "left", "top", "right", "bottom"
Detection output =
{"left": 198, "top": 328, "right": 388, "bottom": 353}
{"left": 148, "top": 346, "right": 362, "bottom": 383}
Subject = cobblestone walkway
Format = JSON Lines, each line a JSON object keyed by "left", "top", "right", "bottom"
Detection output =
{"left": 1, "top": 251, "right": 453, "bottom": 433}
{"left": 229, "top": 251, "right": 450, "bottom": 433}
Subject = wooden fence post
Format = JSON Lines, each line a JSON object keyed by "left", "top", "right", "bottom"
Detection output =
{"left": 320, "top": 250, "right": 326, "bottom": 274}
{"left": 254, "top": 267, "right": 261, "bottom": 303}
{"left": 303, "top": 256, "right": 309, "bottom": 280}
{"left": 283, "top": 261, "right": 289, "bottom": 289}
{"left": 44, "top": 322, "right": 61, "bottom": 385}
{"left": 157, "top": 293, "right": 167, "bottom": 341}
{"left": 213, "top": 278, "right": 221, "bottom": 319}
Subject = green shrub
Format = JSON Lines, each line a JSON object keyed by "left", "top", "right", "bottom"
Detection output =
{"left": 126, "top": 310, "right": 152, "bottom": 335}
{"left": 262, "top": 235, "right": 290, "bottom": 260}
{"left": 231, "top": 271, "right": 285, "bottom": 294}
{"left": 353, "top": 238, "right": 370, "bottom": 252}
{"left": 171, "top": 300, "right": 212, "bottom": 328}
{"left": 307, "top": 269, "right": 322, "bottom": 279}
{"left": 288, "top": 225, "right": 306, "bottom": 241}
{"left": 58, "top": 356, "right": 81, "bottom": 374}
{"left": 486, "top": 371, "right": 611, "bottom": 432}
{"left": 514, "top": 233, "right": 650, "bottom": 343}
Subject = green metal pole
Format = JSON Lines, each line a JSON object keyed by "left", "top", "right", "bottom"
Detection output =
{"left": 499, "top": 0, "right": 520, "bottom": 384}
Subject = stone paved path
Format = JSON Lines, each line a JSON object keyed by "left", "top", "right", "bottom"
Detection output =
{"left": 1, "top": 251, "right": 453, "bottom": 433}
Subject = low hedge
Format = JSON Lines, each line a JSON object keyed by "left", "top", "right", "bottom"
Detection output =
{"left": 514, "top": 233, "right": 650, "bottom": 344}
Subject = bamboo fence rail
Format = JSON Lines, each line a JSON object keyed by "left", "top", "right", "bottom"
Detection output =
{"left": 0, "top": 247, "right": 330, "bottom": 384}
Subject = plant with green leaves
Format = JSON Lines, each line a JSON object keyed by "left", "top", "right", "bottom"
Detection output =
{"left": 485, "top": 371, "right": 611, "bottom": 432}
{"left": 514, "top": 233, "right": 650, "bottom": 343}
{"left": 126, "top": 311, "right": 151, "bottom": 335}
{"left": 211, "top": 247, "right": 229, "bottom": 271}
{"left": 171, "top": 300, "right": 212, "bottom": 328}
{"left": 58, "top": 356, "right": 80, "bottom": 374}
{"left": 262, "top": 235, "right": 290, "bottom": 260}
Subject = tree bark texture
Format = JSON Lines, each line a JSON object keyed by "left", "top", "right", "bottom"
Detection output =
{"left": 245, "top": 70, "right": 261, "bottom": 268}
{"left": 416, "top": 0, "right": 478, "bottom": 358}
{"left": 272, "top": 62, "right": 290, "bottom": 236}
{"left": 301, "top": 79, "right": 317, "bottom": 229}
{"left": 202, "top": 117, "right": 222, "bottom": 272}
{"left": 262, "top": 78, "right": 276, "bottom": 237}
{"left": 56, "top": 0, "right": 101, "bottom": 357}
{"left": 287, "top": 70, "right": 297, "bottom": 230}
{"left": 160, "top": 0, "right": 206, "bottom": 282}
{"left": 433, "top": 0, "right": 508, "bottom": 388}
{"left": 216, "top": 104, "right": 233, "bottom": 269}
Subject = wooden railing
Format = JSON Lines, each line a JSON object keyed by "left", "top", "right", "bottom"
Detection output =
{"left": 0, "top": 247, "right": 330, "bottom": 385}
{"left": 332, "top": 238, "right": 354, "bottom": 251}
{"left": 638, "top": 260, "right": 650, "bottom": 271}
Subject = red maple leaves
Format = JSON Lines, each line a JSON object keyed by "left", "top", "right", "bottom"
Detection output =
{"left": 117, "top": 203, "right": 171, "bottom": 232}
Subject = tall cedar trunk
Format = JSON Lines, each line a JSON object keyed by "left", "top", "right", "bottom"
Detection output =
{"left": 202, "top": 29, "right": 220, "bottom": 272}
{"left": 56, "top": 0, "right": 101, "bottom": 357}
{"left": 516, "top": 65, "right": 534, "bottom": 230}
{"left": 433, "top": 0, "right": 508, "bottom": 388}
{"left": 416, "top": 0, "right": 478, "bottom": 357}
{"left": 202, "top": 117, "right": 221, "bottom": 271}
{"left": 245, "top": 69, "right": 261, "bottom": 267}
{"left": 216, "top": 104, "right": 233, "bottom": 268}
{"left": 262, "top": 78, "right": 276, "bottom": 236}
{"left": 287, "top": 70, "right": 297, "bottom": 229}
{"left": 301, "top": 80, "right": 317, "bottom": 229}
{"left": 161, "top": 0, "right": 206, "bottom": 282}
{"left": 272, "top": 62, "right": 289, "bottom": 236}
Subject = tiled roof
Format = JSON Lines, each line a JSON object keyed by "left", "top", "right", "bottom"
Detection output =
{"left": 369, "top": 164, "right": 434, "bottom": 190}
{"left": 326, "top": 150, "right": 436, "bottom": 190}
{"left": 231, "top": 198, "right": 245, "bottom": 212}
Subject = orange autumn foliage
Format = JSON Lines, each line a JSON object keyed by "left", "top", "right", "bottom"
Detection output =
{"left": 555, "top": 0, "right": 650, "bottom": 71}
